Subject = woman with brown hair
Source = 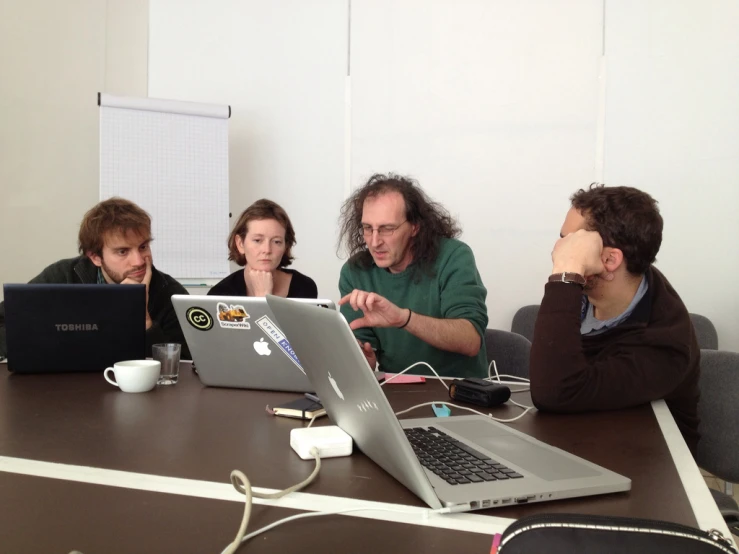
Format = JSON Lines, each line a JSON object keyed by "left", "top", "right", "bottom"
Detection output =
{"left": 208, "top": 199, "right": 317, "bottom": 298}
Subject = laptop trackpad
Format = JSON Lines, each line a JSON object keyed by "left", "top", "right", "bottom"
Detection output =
{"left": 439, "top": 420, "right": 600, "bottom": 481}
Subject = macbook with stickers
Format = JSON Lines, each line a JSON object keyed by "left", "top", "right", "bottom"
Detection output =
{"left": 172, "top": 295, "right": 335, "bottom": 392}
{"left": 266, "top": 294, "right": 631, "bottom": 512}
{"left": 3, "top": 283, "right": 146, "bottom": 374}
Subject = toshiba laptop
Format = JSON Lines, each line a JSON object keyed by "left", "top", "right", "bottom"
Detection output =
{"left": 266, "top": 295, "right": 631, "bottom": 512}
{"left": 3, "top": 284, "right": 146, "bottom": 373}
{"left": 172, "top": 295, "right": 336, "bottom": 392}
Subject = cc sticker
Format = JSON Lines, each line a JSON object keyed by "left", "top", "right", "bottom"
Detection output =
{"left": 186, "top": 307, "right": 213, "bottom": 331}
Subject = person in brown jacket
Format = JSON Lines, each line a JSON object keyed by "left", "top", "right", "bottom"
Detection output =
{"left": 530, "top": 184, "right": 700, "bottom": 456}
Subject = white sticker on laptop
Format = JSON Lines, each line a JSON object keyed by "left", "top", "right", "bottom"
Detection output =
{"left": 255, "top": 315, "right": 305, "bottom": 374}
{"left": 216, "top": 302, "right": 251, "bottom": 329}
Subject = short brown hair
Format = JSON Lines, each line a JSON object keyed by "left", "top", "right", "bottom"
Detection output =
{"left": 571, "top": 184, "right": 663, "bottom": 275}
{"left": 228, "top": 199, "right": 296, "bottom": 267}
{"left": 78, "top": 197, "right": 152, "bottom": 256}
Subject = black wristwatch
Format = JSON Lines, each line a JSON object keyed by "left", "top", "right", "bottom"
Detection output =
{"left": 548, "top": 272, "right": 586, "bottom": 288}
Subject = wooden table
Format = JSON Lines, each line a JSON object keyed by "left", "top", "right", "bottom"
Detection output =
{"left": 0, "top": 362, "right": 728, "bottom": 552}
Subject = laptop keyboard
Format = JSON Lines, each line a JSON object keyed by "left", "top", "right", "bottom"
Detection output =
{"left": 404, "top": 426, "right": 524, "bottom": 485}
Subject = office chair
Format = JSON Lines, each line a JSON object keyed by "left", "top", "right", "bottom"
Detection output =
{"left": 510, "top": 305, "right": 540, "bottom": 342}
{"left": 696, "top": 349, "right": 739, "bottom": 534}
{"left": 690, "top": 313, "right": 719, "bottom": 350}
{"left": 484, "top": 329, "right": 531, "bottom": 380}
{"left": 512, "top": 307, "right": 718, "bottom": 348}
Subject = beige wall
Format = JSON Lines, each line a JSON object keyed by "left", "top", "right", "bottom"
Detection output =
{"left": 0, "top": 0, "right": 148, "bottom": 300}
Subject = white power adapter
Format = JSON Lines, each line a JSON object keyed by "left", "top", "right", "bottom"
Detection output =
{"left": 290, "top": 426, "right": 353, "bottom": 460}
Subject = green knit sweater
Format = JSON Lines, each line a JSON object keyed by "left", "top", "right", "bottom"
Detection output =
{"left": 339, "top": 238, "right": 488, "bottom": 378}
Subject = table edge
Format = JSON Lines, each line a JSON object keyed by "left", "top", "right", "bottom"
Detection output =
{"left": 0, "top": 455, "right": 511, "bottom": 535}
{"left": 651, "top": 400, "right": 736, "bottom": 546}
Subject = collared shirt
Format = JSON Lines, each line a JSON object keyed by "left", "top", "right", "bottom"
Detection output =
{"left": 96, "top": 268, "right": 107, "bottom": 284}
{"left": 581, "top": 275, "right": 648, "bottom": 336}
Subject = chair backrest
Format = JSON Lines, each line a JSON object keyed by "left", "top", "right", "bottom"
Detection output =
{"left": 484, "top": 329, "right": 531, "bottom": 379}
{"left": 689, "top": 313, "right": 719, "bottom": 350}
{"left": 696, "top": 349, "right": 739, "bottom": 483}
{"left": 511, "top": 305, "right": 540, "bottom": 342}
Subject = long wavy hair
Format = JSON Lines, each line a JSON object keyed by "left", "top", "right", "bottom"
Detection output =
{"left": 338, "top": 174, "right": 461, "bottom": 277}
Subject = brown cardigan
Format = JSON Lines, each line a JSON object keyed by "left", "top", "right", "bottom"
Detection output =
{"left": 530, "top": 266, "right": 700, "bottom": 456}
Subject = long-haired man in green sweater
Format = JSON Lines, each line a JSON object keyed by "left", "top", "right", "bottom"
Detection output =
{"left": 337, "top": 174, "right": 488, "bottom": 378}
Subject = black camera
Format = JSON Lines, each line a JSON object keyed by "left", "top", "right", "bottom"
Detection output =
{"left": 449, "top": 377, "right": 511, "bottom": 408}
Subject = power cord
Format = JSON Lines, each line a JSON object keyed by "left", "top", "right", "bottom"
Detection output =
{"left": 382, "top": 359, "right": 533, "bottom": 421}
{"left": 221, "top": 504, "right": 463, "bottom": 553}
{"left": 223, "top": 446, "right": 322, "bottom": 554}
{"left": 381, "top": 361, "right": 450, "bottom": 389}
{"left": 484, "top": 359, "right": 533, "bottom": 413}
{"left": 68, "top": 358, "right": 532, "bottom": 554}
{"left": 381, "top": 359, "right": 532, "bottom": 391}
{"left": 222, "top": 360, "right": 503, "bottom": 549}
{"left": 68, "top": 446, "right": 460, "bottom": 554}
{"left": 485, "top": 359, "right": 531, "bottom": 392}
{"left": 395, "top": 400, "right": 532, "bottom": 423}
{"left": 222, "top": 444, "right": 467, "bottom": 553}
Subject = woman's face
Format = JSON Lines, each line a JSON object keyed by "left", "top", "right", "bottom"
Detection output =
{"left": 236, "top": 218, "right": 287, "bottom": 271}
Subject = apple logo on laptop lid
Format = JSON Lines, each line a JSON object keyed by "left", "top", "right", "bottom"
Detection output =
{"left": 328, "top": 372, "right": 344, "bottom": 400}
{"left": 253, "top": 338, "right": 271, "bottom": 356}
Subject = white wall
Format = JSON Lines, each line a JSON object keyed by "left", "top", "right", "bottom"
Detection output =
{"left": 148, "top": 0, "right": 348, "bottom": 298}
{"left": 350, "top": 0, "right": 604, "bottom": 332}
{"left": 148, "top": 0, "right": 738, "bottom": 349}
{"left": 0, "top": 0, "right": 148, "bottom": 300}
{"left": 4, "top": 0, "right": 737, "bottom": 350}
{"left": 603, "top": 0, "right": 739, "bottom": 350}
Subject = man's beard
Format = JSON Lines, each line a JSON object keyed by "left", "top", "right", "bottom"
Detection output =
{"left": 583, "top": 275, "right": 600, "bottom": 293}
{"left": 100, "top": 259, "right": 144, "bottom": 284}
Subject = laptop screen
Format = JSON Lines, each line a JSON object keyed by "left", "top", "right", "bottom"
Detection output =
{"left": 3, "top": 284, "right": 146, "bottom": 373}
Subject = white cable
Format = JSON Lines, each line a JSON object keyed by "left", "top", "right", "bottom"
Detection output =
{"left": 381, "top": 360, "right": 530, "bottom": 391}
{"left": 486, "top": 359, "right": 532, "bottom": 396}
{"left": 487, "top": 359, "right": 532, "bottom": 383}
{"left": 383, "top": 359, "right": 533, "bottom": 415}
{"left": 223, "top": 447, "right": 322, "bottom": 554}
{"left": 495, "top": 375, "right": 530, "bottom": 382}
{"left": 506, "top": 386, "right": 530, "bottom": 392}
{"left": 488, "top": 358, "right": 498, "bottom": 382}
{"left": 509, "top": 399, "right": 531, "bottom": 411}
{"left": 395, "top": 401, "right": 532, "bottom": 423}
{"left": 483, "top": 380, "right": 530, "bottom": 388}
{"left": 223, "top": 505, "right": 456, "bottom": 551}
{"left": 381, "top": 361, "right": 450, "bottom": 390}
{"left": 219, "top": 358, "right": 533, "bottom": 552}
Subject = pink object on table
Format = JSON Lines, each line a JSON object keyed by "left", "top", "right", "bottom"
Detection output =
{"left": 383, "top": 373, "right": 426, "bottom": 384}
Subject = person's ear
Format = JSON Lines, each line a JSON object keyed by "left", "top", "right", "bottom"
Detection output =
{"left": 87, "top": 251, "right": 103, "bottom": 268}
{"left": 410, "top": 223, "right": 420, "bottom": 238}
{"left": 602, "top": 247, "right": 624, "bottom": 273}
{"left": 235, "top": 235, "right": 246, "bottom": 255}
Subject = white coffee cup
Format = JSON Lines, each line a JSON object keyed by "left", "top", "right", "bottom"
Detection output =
{"left": 104, "top": 360, "right": 161, "bottom": 393}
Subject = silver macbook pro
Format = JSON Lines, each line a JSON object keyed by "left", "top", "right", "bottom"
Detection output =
{"left": 172, "top": 295, "right": 335, "bottom": 392}
{"left": 266, "top": 294, "right": 631, "bottom": 512}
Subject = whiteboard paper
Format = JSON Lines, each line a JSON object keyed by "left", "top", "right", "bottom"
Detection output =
{"left": 99, "top": 94, "right": 230, "bottom": 279}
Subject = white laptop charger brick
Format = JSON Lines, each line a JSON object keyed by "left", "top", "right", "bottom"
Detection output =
{"left": 290, "top": 426, "right": 353, "bottom": 460}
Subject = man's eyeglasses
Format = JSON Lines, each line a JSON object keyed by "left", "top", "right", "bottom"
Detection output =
{"left": 361, "top": 220, "right": 408, "bottom": 237}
